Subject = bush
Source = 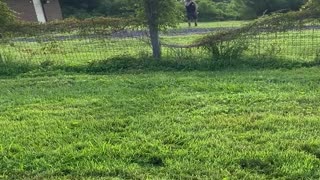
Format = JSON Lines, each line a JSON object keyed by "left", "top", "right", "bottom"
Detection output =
{"left": 204, "top": 39, "right": 249, "bottom": 60}
{"left": 2, "top": 17, "right": 134, "bottom": 37}
{"left": 197, "top": 1, "right": 239, "bottom": 21}
{"left": 0, "top": 1, "right": 16, "bottom": 33}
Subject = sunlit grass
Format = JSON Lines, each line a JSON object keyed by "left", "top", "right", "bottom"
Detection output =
{"left": 0, "top": 67, "right": 320, "bottom": 179}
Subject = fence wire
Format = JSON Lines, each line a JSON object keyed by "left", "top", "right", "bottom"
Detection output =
{"left": 1, "top": 21, "right": 320, "bottom": 64}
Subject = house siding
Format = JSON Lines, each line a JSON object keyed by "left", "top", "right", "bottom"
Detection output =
{"left": 5, "top": 0, "right": 63, "bottom": 22}
{"left": 43, "top": 0, "right": 63, "bottom": 21}
{"left": 5, "top": 0, "right": 38, "bottom": 22}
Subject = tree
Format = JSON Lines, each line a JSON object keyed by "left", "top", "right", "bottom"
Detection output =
{"left": 60, "top": 0, "right": 181, "bottom": 59}
{"left": 135, "top": 0, "right": 182, "bottom": 59}
{"left": 302, "top": 0, "right": 320, "bottom": 11}
{"left": 0, "top": 1, "right": 15, "bottom": 31}
{"left": 60, "top": 0, "right": 134, "bottom": 18}
{"left": 232, "top": 0, "right": 305, "bottom": 19}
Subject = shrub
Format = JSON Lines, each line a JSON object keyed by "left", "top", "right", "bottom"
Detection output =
{"left": 0, "top": 1, "right": 16, "bottom": 34}
{"left": 203, "top": 38, "right": 249, "bottom": 60}
{"left": 3, "top": 17, "right": 134, "bottom": 37}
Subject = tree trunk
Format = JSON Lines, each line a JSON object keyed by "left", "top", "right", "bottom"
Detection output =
{"left": 145, "top": 0, "right": 161, "bottom": 59}
{"left": 149, "top": 24, "right": 161, "bottom": 59}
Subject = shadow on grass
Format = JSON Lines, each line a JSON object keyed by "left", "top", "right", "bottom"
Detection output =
{"left": 1, "top": 56, "right": 320, "bottom": 77}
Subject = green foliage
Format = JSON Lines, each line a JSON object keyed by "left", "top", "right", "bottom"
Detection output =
{"left": 232, "top": 0, "right": 306, "bottom": 19}
{"left": 133, "top": 0, "right": 183, "bottom": 58}
{"left": 197, "top": 0, "right": 239, "bottom": 21}
{"left": 0, "top": 1, "right": 16, "bottom": 32}
{"left": 134, "top": 0, "right": 182, "bottom": 29}
{"left": 204, "top": 38, "right": 249, "bottom": 60}
{"left": 59, "top": 0, "right": 307, "bottom": 21}
{"left": 302, "top": 0, "right": 320, "bottom": 11}
{"left": 61, "top": 0, "right": 134, "bottom": 19}
{"left": 3, "top": 17, "right": 133, "bottom": 36}
{"left": 198, "top": 0, "right": 223, "bottom": 21}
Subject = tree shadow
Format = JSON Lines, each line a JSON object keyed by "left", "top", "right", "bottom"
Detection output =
{"left": 1, "top": 56, "right": 319, "bottom": 78}
{"left": 79, "top": 56, "right": 320, "bottom": 73}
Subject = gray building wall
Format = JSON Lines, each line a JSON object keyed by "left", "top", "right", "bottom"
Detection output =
{"left": 5, "top": 0, "right": 63, "bottom": 22}
{"left": 43, "top": 0, "right": 63, "bottom": 21}
{"left": 5, "top": 0, "right": 38, "bottom": 22}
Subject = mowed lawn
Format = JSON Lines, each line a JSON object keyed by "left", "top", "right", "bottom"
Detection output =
{"left": 1, "top": 67, "right": 320, "bottom": 179}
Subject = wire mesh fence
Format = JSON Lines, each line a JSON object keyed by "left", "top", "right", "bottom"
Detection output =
{"left": 1, "top": 21, "right": 320, "bottom": 65}
{"left": 161, "top": 22, "right": 320, "bottom": 62}
{"left": 0, "top": 30, "right": 151, "bottom": 65}
{"left": 247, "top": 28, "right": 320, "bottom": 61}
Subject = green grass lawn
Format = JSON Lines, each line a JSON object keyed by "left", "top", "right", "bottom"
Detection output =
{"left": 1, "top": 67, "right": 320, "bottom": 179}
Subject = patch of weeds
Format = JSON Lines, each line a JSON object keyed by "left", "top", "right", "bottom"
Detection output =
{"left": 204, "top": 38, "right": 249, "bottom": 61}
{"left": 165, "top": 48, "right": 198, "bottom": 61}
{"left": 0, "top": 52, "right": 35, "bottom": 76}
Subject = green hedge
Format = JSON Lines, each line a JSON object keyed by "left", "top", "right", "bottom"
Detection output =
{"left": 1, "top": 17, "right": 136, "bottom": 37}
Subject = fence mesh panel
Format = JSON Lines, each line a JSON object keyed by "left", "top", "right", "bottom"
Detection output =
{"left": 1, "top": 21, "right": 320, "bottom": 64}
